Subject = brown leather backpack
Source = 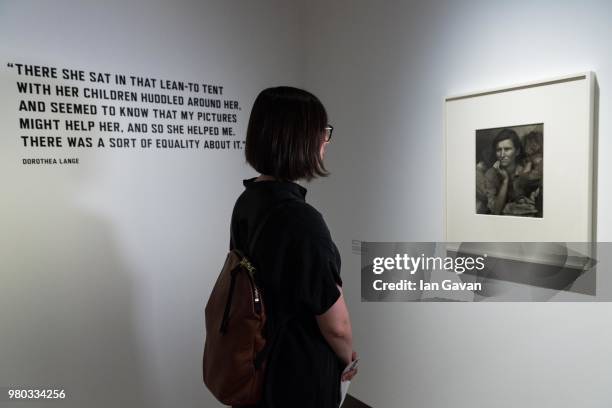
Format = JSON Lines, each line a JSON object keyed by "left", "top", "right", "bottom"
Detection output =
{"left": 203, "top": 202, "right": 287, "bottom": 406}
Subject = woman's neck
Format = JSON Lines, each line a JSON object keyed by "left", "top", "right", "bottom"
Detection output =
{"left": 255, "top": 174, "right": 277, "bottom": 182}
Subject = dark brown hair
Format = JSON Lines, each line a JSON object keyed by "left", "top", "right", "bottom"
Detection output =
{"left": 245, "top": 86, "right": 329, "bottom": 181}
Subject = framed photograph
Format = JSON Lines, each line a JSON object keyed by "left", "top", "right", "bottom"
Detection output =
{"left": 444, "top": 73, "right": 596, "bottom": 242}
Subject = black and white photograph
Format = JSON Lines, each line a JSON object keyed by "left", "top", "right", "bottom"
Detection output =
{"left": 475, "top": 124, "right": 544, "bottom": 217}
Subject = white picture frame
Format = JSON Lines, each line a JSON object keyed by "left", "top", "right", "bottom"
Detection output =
{"left": 444, "top": 72, "right": 596, "bottom": 243}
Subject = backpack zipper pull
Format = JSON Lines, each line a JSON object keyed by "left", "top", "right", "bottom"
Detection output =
{"left": 240, "top": 257, "right": 262, "bottom": 314}
{"left": 253, "top": 286, "right": 262, "bottom": 314}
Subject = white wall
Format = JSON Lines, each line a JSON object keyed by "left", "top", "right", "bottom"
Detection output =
{"left": 0, "top": 1, "right": 301, "bottom": 407}
{"left": 301, "top": 1, "right": 612, "bottom": 407}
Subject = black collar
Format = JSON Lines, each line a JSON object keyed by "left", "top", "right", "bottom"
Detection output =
{"left": 243, "top": 177, "right": 307, "bottom": 200}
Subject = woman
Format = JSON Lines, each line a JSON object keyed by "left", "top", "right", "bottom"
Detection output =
{"left": 483, "top": 128, "right": 538, "bottom": 216}
{"left": 229, "top": 86, "right": 357, "bottom": 408}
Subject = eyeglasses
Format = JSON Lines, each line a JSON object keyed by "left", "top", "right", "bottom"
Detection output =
{"left": 324, "top": 124, "right": 334, "bottom": 142}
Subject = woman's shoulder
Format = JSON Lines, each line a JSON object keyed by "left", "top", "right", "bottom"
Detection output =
{"left": 483, "top": 166, "right": 502, "bottom": 183}
{"left": 282, "top": 201, "right": 340, "bottom": 264}
{"left": 284, "top": 200, "right": 330, "bottom": 236}
{"left": 273, "top": 201, "right": 335, "bottom": 250}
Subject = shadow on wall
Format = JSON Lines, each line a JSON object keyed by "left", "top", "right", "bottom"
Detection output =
{"left": 0, "top": 165, "right": 159, "bottom": 407}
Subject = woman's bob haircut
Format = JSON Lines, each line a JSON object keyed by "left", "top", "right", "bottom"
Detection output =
{"left": 245, "top": 86, "right": 329, "bottom": 181}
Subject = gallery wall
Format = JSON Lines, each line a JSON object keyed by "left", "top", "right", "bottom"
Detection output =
{"left": 300, "top": 0, "right": 612, "bottom": 407}
{"left": 0, "top": 1, "right": 301, "bottom": 407}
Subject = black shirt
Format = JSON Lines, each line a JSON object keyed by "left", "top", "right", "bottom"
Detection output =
{"left": 230, "top": 178, "right": 343, "bottom": 408}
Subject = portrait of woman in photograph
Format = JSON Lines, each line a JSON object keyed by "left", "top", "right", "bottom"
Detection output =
{"left": 475, "top": 125, "right": 543, "bottom": 217}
